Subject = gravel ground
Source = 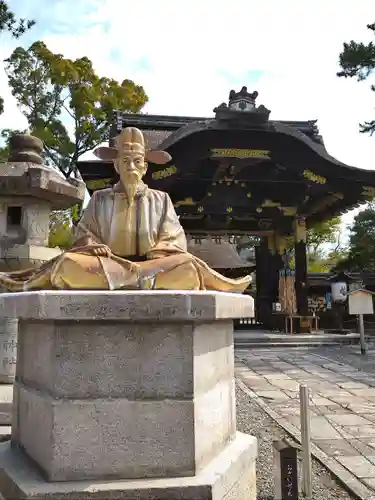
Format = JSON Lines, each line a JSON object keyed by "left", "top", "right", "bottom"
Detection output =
{"left": 235, "top": 384, "right": 355, "bottom": 500}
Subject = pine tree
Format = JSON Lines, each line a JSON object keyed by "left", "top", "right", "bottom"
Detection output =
{"left": 337, "top": 22, "right": 375, "bottom": 134}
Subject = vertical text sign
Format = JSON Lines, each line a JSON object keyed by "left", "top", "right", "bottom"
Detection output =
{"left": 273, "top": 440, "right": 299, "bottom": 500}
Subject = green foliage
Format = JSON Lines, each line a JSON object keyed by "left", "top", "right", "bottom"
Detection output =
{"left": 48, "top": 210, "right": 74, "bottom": 249}
{"left": 307, "top": 217, "right": 341, "bottom": 253}
{"left": 236, "top": 218, "right": 343, "bottom": 272}
{"left": 337, "top": 22, "right": 375, "bottom": 134}
{"left": 307, "top": 254, "right": 327, "bottom": 273}
{"left": 0, "top": 0, "right": 35, "bottom": 37}
{"left": 273, "top": 218, "right": 343, "bottom": 272}
{"left": 306, "top": 217, "right": 344, "bottom": 271}
{"left": 335, "top": 205, "right": 375, "bottom": 271}
{"left": 4, "top": 41, "right": 148, "bottom": 176}
{"left": 308, "top": 248, "right": 348, "bottom": 273}
{"left": 0, "top": 1, "right": 35, "bottom": 115}
{"left": 0, "top": 146, "right": 7, "bottom": 162}
{"left": 283, "top": 217, "right": 342, "bottom": 254}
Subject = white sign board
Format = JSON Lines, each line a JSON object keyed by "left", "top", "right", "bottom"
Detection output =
{"left": 348, "top": 291, "right": 374, "bottom": 315}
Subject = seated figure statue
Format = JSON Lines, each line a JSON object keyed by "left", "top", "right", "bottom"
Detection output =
{"left": 0, "top": 127, "right": 252, "bottom": 292}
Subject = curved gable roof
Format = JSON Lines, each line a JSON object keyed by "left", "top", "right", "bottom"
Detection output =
{"left": 157, "top": 118, "right": 374, "bottom": 180}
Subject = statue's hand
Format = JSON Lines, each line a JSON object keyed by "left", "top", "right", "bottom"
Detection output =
{"left": 92, "top": 245, "right": 112, "bottom": 257}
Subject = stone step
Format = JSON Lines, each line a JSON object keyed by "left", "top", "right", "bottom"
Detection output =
{"left": 235, "top": 341, "right": 344, "bottom": 348}
{"left": 234, "top": 332, "right": 361, "bottom": 349}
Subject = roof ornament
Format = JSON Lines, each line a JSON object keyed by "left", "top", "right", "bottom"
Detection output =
{"left": 228, "top": 87, "right": 259, "bottom": 112}
{"left": 214, "top": 87, "right": 271, "bottom": 125}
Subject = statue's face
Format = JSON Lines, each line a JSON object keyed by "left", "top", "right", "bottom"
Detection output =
{"left": 116, "top": 151, "right": 147, "bottom": 178}
{"left": 115, "top": 150, "right": 148, "bottom": 202}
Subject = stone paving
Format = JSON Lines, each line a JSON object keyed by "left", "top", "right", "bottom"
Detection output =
{"left": 235, "top": 347, "right": 375, "bottom": 496}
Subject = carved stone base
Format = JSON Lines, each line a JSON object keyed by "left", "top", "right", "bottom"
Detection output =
{"left": 0, "top": 290, "right": 256, "bottom": 499}
{"left": 0, "top": 434, "right": 257, "bottom": 499}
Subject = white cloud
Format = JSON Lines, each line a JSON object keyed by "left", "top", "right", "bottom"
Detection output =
{"left": 1, "top": 0, "right": 375, "bottom": 241}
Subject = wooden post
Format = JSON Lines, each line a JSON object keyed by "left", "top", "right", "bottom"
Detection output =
{"left": 274, "top": 232, "right": 288, "bottom": 303}
{"left": 359, "top": 313, "right": 366, "bottom": 355}
{"left": 294, "top": 217, "right": 308, "bottom": 330}
{"left": 254, "top": 244, "right": 263, "bottom": 324}
{"left": 268, "top": 232, "right": 282, "bottom": 305}
{"left": 300, "top": 384, "right": 312, "bottom": 499}
{"left": 255, "top": 238, "right": 273, "bottom": 326}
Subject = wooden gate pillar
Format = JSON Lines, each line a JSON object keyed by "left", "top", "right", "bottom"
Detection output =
{"left": 269, "top": 232, "right": 285, "bottom": 304}
{"left": 294, "top": 217, "right": 309, "bottom": 315}
{"left": 255, "top": 237, "right": 274, "bottom": 326}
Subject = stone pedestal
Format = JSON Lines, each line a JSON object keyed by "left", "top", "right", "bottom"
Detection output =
{"left": 0, "top": 290, "right": 257, "bottom": 500}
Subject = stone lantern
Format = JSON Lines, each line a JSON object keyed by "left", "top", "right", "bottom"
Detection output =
{"left": 0, "top": 134, "right": 85, "bottom": 271}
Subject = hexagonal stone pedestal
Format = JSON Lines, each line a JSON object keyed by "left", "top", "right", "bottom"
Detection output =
{"left": 0, "top": 290, "right": 257, "bottom": 500}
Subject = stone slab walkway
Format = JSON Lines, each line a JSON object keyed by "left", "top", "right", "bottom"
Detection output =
{"left": 235, "top": 347, "right": 375, "bottom": 499}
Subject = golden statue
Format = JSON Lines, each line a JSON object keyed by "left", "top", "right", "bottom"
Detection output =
{"left": 0, "top": 128, "right": 251, "bottom": 292}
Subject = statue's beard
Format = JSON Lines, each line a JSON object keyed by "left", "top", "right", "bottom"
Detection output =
{"left": 121, "top": 171, "right": 142, "bottom": 204}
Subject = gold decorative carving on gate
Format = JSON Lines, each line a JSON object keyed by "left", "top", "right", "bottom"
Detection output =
{"left": 152, "top": 165, "right": 177, "bottom": 180}
{"left": 302, "top": 169, "right": 326, "bottom": 184}
{"left": 211, "top": 148, "right": 270, "bottom": 159}
{"left": 86, "top": 178, "right": 113, "bottom": 190}
{"left": 262, "top": 199, "right": 281, "bottom": 207}
{"left": 174, "top": 197, "right": 196, "bottom": 208}
{"left": 279, "top": 206, "right": 297, "bottom": 216}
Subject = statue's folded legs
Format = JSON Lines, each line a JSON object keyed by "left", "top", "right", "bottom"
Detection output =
{"left": 50, "top": 252, "right": 203, "bottom": 291}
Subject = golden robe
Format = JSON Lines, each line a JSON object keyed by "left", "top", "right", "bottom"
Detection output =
{"left": 0, "top": 183, "right": 252, "bottom": 292}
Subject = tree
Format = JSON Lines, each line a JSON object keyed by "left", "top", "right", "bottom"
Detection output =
{"left": 272, "top": 217, "right": 343, "bottom": 271}
{"left": 335, "top": 205, "right": 375, "bottom": 271}
{"left": 306, "top": 217, "right": 344, "bottom": 271}
{"left": 0, "top": 145, "right": 7, "bottom": 162}
{"left": 307, "top": 248, "right": 348, "bottom": 273}
{"left": 0, "top": 1, "right": 35, "bottom": 114}
{"left": 0, "top": 1, "right": 35, "bottom": 36}
{"left": 337, "top": 22, "right": 375, "bottom": 134}
{"left": 307, "top": 217, "right": 342, "bottom": 255}
{"left": 234, "top": 218, "right": 342, "bottom": 272}
{"left": 48, "top": 210, "right": 74, "bottom": 249}
{"left": 4, "top": 41, "right": 148, "bottom": 177}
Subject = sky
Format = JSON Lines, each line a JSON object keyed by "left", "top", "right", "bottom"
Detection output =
{"left": 1, "top": 0, "right": 375, "bottom": 240}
